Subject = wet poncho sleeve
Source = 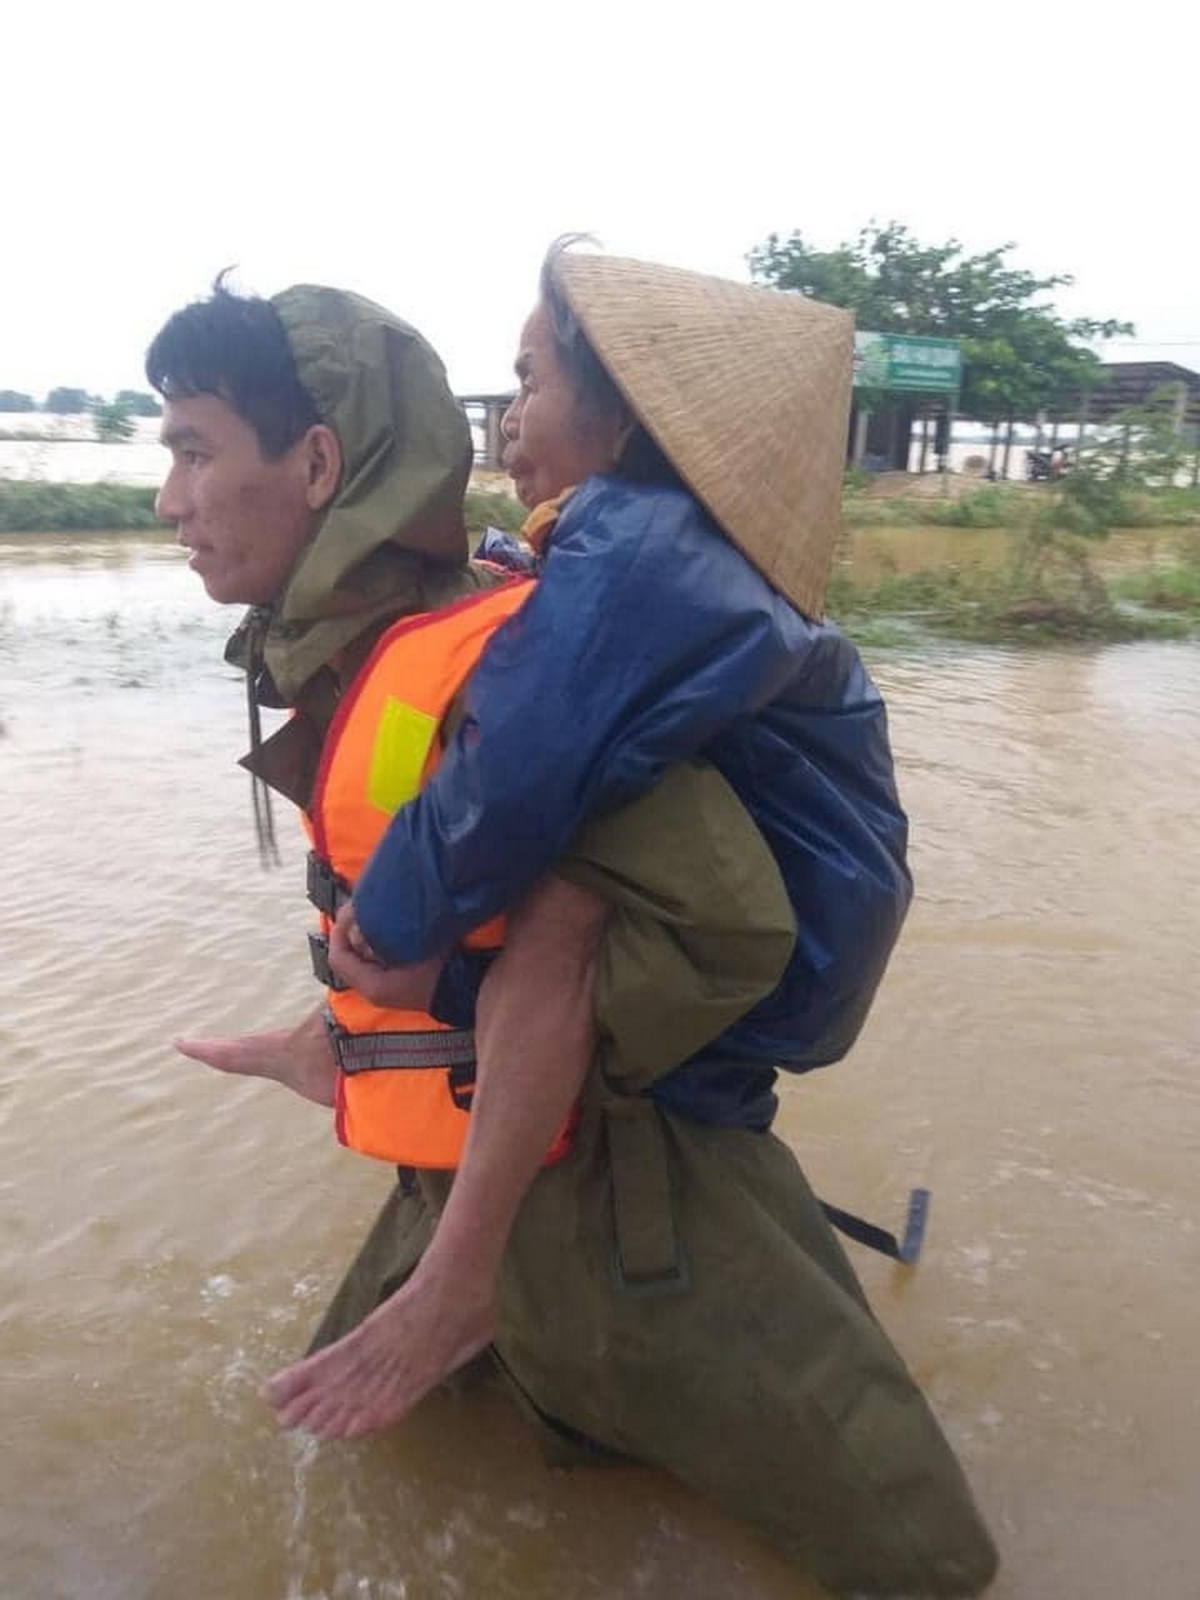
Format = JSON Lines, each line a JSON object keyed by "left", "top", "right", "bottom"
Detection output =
{"left": 352, "top": 479, "right": 817, "bottom": 964}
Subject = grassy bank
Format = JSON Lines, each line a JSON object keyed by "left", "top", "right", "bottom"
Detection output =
{"left": 4, "top": 474, "right": 1197, "bottom": 646}
{"left": 463, "top": 486, "right": 525, "bottom": 536}
{"left": 830, "top": 524, "right": 1200, "bottom": 646}
{"left": 0, "top": 480, "right": 161, "bottom": 532}
{"left": 834, "top": 477, "right": 1200, "bottom": 644}
{"left": 0, "top": 479, "right": 527, "bottom": 538}
{"left": 841, "top": 480, "right": 1200, "bottom": 532}
{"left": 8, "top": 472, "right": 1195, "bottom": 542}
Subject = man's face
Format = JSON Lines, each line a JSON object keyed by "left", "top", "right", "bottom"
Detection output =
{"left": 156, "top": 394, "right": 317, "bottom": 606}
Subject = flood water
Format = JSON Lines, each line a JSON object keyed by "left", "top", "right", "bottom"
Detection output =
{"left": 2, "top": 531, "right": 1198, "bottom": 1599}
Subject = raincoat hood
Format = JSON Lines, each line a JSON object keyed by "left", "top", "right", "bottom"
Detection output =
{"left": 227, "top": 284, "right": 473, "bottom": 704}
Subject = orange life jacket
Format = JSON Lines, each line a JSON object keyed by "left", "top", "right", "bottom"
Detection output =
{"left": 304, "top": 578, "right": 572, "bottom": 1169}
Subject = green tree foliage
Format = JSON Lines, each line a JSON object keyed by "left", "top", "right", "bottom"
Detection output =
{"left": 115, "top": 389, "right": 162, "bottom": 417}
{"left": 0, "top": 390, "right": 36, "bottom": 412}
{"left": 749, "top": 222, "right": 1133, "bottom": 424}
{"left": 93, "top": 400, "right": 136, "bottom": 443}
{"left": 44, "top": 386, "right": 92, "bottom": 414}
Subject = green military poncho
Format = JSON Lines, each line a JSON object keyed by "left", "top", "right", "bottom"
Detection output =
{"left": 256, "top": 287, "right": 997, "bottom": 1598}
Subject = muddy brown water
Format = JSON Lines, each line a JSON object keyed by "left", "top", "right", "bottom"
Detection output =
{"left": 2, "top": 531, "right": 1198, "bottom": 1599}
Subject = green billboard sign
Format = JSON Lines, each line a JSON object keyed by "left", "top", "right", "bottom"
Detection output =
{"left": 854, "top": 332, "right": 962, "bottom": 395}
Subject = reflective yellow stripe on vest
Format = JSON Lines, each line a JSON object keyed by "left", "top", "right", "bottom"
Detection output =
{"left": 366, "top": 697, "right": 439, "bottom": 815}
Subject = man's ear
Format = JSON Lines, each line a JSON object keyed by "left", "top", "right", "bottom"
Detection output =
{"left": 302, "top": 424, "right": 343, "bottom": 511}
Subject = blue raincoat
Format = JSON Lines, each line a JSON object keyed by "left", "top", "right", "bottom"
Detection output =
{"left": 353, "top": 477, "right": 912, "bottom": 1129}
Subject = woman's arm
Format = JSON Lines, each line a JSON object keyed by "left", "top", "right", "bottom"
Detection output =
{"left": 354, "top": 480, "right": 816, "bottom": 963}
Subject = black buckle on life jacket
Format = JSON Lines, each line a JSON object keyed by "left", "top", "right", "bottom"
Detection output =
{"left": 447, "top": 1059, "right": 476, "bottom": 1111}
{"left": 308, "top": 931, "right": 349, "bottom": 992}
{"left": 307, "top": 851, "right": 352, "bottom": 917}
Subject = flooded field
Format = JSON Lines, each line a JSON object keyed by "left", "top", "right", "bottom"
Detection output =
{"left": 2, "top": 531, "right": 1198, "bottom": 1598}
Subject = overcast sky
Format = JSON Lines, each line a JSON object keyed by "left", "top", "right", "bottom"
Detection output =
{"left": 3, "top": 0, "right": 1196, "bottom": 401}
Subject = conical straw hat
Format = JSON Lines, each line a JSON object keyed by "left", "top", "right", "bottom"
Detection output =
{"left": 553, "top": 251, "right": 853, "bottom": 619}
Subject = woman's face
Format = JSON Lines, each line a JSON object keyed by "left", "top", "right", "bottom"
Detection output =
{"left": 501, "top": 303, "right": 627, "bottom": 509}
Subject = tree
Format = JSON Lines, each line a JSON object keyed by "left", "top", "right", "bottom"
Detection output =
{"left": 93, "top": 400, "right": 135, "bottom": 443}
{"left": 748, "top": 222, "right": 1132, "bottom": 429}
{"left": 0, "top": 390, "right": 36, "bottom": 412}
{"left": 115, "top": 389, "right": 162, "bottom": 417}
{"left": 44, "top": 386, "right": 92, "bottom": 414}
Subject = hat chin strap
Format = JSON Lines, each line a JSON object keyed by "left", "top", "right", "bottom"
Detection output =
{"left": 607, "top": 412, "right": 644, "bottom": 474}
{"left": 612, "top": 413, "right": 638, "bottom": 462}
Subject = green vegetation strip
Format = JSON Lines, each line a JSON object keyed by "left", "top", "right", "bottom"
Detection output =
{"left": 4, "top": 477, "right": 1197, "bottom": 645}
{"left": 0, "top": 481, "right": 527, "bottom": 538}
{"left": 0, "top": 481, "right": 161, "bottom": 531}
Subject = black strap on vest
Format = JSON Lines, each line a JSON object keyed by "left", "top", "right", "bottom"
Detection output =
{"left": 324, "top": 1009, "right": 474, "bottom": 1070}
{"left": 331, "top": 1026, "right": 477, "bottom": 1074}
{"left": 307, "top": 850, "right": 352, "bottom": 917}
{"left": 308, "top": 932, "right": 349, "bottom": 992}
{"left": 307, "top": 852, "right": 355, "bottom": 991}
{"left": 322, "top": 1012, "right": 478, "bottom": 1115}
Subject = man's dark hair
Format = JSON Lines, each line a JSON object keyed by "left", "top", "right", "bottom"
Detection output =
{"left": 145, "top": 273, "right": 321, "bottom": 459}
{"left": 539, "top": 237, "right": 683, "bottom": 491}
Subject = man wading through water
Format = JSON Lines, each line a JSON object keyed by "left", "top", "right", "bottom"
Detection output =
{"left": 152, "top": 253, "right": 997, "bottom": 1597}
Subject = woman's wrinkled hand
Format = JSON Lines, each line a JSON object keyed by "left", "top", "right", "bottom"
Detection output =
{"left": 327, "top": 902, "right": 444, "bottom": 1012}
